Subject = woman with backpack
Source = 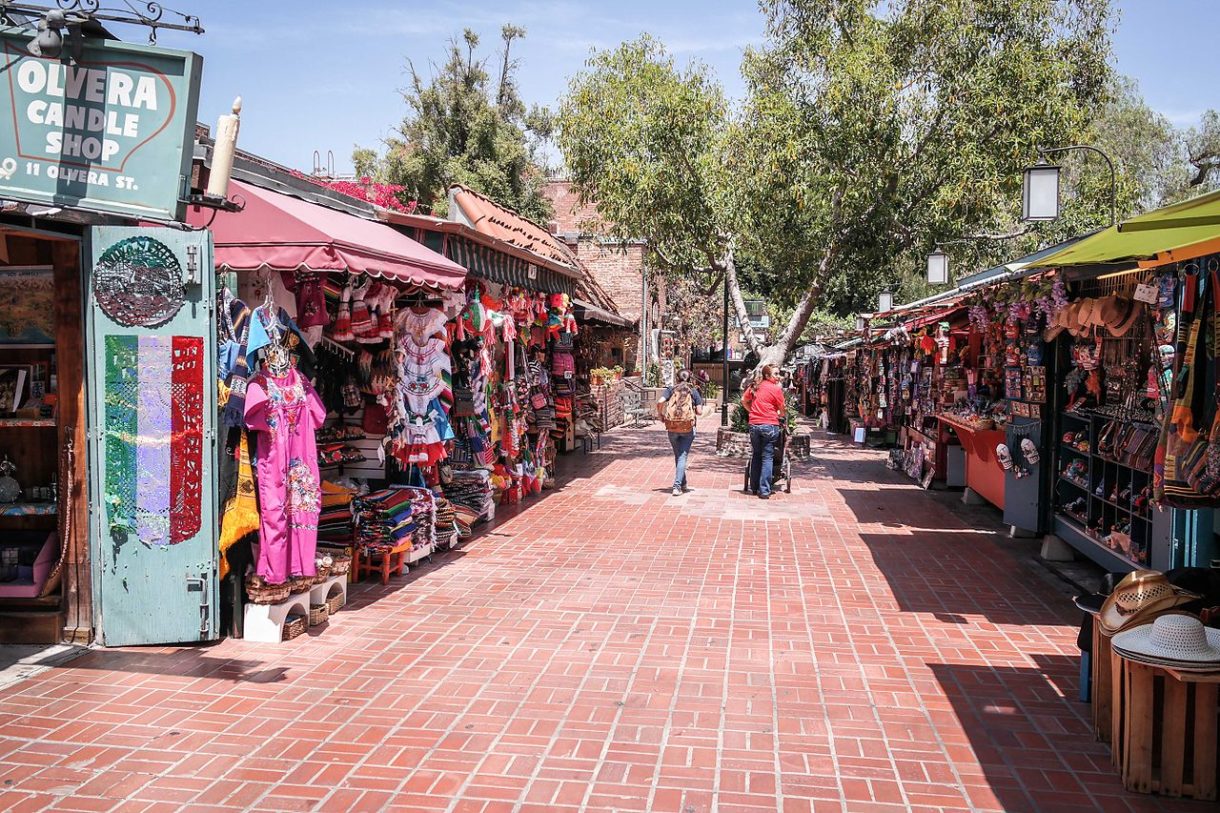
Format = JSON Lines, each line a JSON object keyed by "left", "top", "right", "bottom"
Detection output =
{"left": 742, "top": 364, "right": 786, "bottom": 499}
{"left": 656, "top": 369, "right": 705, "bottom": 497}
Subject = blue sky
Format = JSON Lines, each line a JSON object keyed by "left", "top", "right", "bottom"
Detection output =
{"left": 149, "top": 0, "right": 1220, "bottom": 175}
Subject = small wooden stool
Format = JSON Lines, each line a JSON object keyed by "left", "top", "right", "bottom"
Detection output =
{"left": 1115, "top": 655, "right": 1219, "bottom": 800}
{"left": 355, "top": 540, "right": 413, "bottom": 585}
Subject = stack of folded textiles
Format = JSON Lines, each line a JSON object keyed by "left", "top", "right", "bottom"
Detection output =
{"left": 446, "top": 469, "right": 495, "bottom": 522}
{"left": 319, "top": 481, "right": 357, "bottom": 543}
{"left": 353, "top": 487, "right": 428, "bottom": 556}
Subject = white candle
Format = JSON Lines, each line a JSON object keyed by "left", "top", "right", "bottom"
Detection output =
{"left": 205, "top": 96, "right": 242, "bottom": 199}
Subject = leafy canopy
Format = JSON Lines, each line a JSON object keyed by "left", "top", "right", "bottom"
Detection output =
{"left": 560, "top": 0, "right": 1117, "bottom": 358}
{"left": 357, "top": 26, "right": 554, "bottom": 223}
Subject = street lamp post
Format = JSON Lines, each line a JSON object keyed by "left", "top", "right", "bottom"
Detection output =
{"left": 721, "top": 273, "right": 729, "bottom": 426}
{"left": 1022, "top": 145, "right": 1117, "bottom": 228}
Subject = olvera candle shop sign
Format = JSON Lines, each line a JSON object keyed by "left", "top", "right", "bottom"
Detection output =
{"left": 0, "top": 29, "right": 201, "bottom": 221}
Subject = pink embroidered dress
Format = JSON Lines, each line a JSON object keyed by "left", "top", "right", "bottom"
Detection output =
{"left": 245, "top": 368, "right": 327, "bottom": 584}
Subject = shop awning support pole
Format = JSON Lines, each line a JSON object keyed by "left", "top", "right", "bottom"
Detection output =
{"left": 721, "top": 272, "right": 729, "bottom": 426}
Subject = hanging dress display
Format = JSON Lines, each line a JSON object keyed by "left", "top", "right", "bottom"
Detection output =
{"left": 387, "top": 306, "right": 454, "bottom": 467}
{"left": 245, "top": 367, "right": 327, "bottom": 584}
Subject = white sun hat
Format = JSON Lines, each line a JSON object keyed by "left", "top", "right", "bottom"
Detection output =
{"left": 1112, "top": 614, "right": 1220, "bottom": 670}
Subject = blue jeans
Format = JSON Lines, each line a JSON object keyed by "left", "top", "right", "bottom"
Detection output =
{"left": 749, "top": 424, "right": 781, "bottom": 496}
{"left": 669, "top": 431, "right": 695, "bottom": 489}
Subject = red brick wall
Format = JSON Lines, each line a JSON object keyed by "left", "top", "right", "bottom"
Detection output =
{"left": 574, "top": 240, "right": 645, "bottom": 321}
{"left": 542, "top": 180, "right": 599, "bottom": 234}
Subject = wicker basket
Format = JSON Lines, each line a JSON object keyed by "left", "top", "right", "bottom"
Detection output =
{"left": 287, "top": 576, "right": 313, "bottom": 594}
{"left": 330, "top": 553, "right": 351, "bottom": 576}
{"left": 325, "top": 591, "right": 345, "bottom": 614}
{"left": 309, "top": 603, "right": 329, "bottom": 626}
{"left": 282, "top": 614, "right": 307, "bottom": 641}
{"left": 312, "top": 562, "right": 333, "bottom": 584}
{"left": 245, "top": 577, "right": 291, "bottom": 605}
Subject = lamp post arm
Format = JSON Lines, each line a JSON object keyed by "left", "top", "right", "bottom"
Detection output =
{"left": 1039, "top": 144, "right": 1117, "bottom": 228}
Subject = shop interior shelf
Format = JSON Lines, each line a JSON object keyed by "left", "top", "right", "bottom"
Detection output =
{"left": 1060, "top": 443, "right": 1090, "bottom": 457}
{"left": 0, "top": 502, "right": 56, "bottom": 517}
{"left": 1055, "top": 514, "right": 1144, "bottom": 572}
{"left": 0, "top": 419, "right": 56, "bottom": 428}
{"left": 1058, "top": 475, "right": 1089, "bottom": 491}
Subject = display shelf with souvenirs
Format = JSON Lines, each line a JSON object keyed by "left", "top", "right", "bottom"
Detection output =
{"left": 0, "top": 339, "right": 62, "bottom": 627}
{"left": 1048, "top": 269, "right": 1177, "bottom": 572}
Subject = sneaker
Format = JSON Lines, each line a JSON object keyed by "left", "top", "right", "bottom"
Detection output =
{"left": 758, "top": 493, "right": 770, "bottom": 500}
{"left": 672, "top": 487, "right": 682, "bottom": 497}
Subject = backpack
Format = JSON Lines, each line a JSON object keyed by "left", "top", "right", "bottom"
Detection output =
{"left": 663, "top": 384, "right": 697, "bottom": 433}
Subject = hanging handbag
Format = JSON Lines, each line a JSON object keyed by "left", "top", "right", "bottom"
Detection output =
{"left": 1158, "top": 263, "right": 1214, "bottom": 506}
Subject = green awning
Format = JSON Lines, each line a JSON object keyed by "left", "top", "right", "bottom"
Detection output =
{"left": 1029, "top": 189, "right": 1220, "bottom": 268}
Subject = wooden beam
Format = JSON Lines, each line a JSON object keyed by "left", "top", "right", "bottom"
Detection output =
{"left": 51, "top": 239, "right": 90, "bottom": 645}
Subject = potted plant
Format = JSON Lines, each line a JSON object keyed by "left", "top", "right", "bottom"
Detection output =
{"left": 612, "top": 364, "right": 624, "bottom": 382}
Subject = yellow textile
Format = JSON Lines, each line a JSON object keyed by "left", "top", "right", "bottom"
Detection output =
{"left": 218, "top": 431, "right": 258, "bottom": 579}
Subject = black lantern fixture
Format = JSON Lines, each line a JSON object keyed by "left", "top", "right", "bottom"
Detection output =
{"left": 927, "top": 246, "right": 949, "bottom": 285}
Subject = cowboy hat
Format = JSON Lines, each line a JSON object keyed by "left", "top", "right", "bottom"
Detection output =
{"left": 1097, "top": 570, "right": 1200, "bottom": 637}
{"left": 1073, "top": 571, "right": 1128, "bottom": 614}
{"left": 1112, "top": 613, "right": 1220, "bottom": 669}
{"left": 1108, "top": 298, "right": 1142, "bottom": 337}
{"left": 1068, "top": 299, "right": 1096, "bottom": 338}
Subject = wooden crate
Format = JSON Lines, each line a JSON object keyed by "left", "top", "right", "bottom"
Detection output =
{"left": 1115, "top": 655, "right": 1218, "bottom": 800}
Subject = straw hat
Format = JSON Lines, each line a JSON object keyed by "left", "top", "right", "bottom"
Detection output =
{"left": 1112, "top": 613, "right": 1220, "bottom": 669}
{"left": 1097, "top": 570, "right": 1200, "bottom": 636}
{"left": 1044, "top": 301, "right": 1084, "bottom": 341}
{"left": 1069, "top": 299, "right": 1096, "bottom": 337}
{"left": 1107, "top": 298, "right": 1142, "bottom": 337}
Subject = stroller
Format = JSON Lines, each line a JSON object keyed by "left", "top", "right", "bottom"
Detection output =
{"left": 742, "top": 426, "right": 793, "bottom": 494}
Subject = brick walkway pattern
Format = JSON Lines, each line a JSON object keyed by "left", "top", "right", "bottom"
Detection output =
{"left": 0, "top": 419, "right": 1210, "bottom": 813}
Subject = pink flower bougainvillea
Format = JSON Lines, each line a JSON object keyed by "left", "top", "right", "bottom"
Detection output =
{"left": 290, "top": 170, "right": 418, "bottom": 214}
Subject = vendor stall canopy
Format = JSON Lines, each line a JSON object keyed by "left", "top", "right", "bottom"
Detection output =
{"left": 1029, "top": 189, "right": 1220, "bottom": 269}
{"left": 188, "top": 180, "right": 467, "bottom": 290}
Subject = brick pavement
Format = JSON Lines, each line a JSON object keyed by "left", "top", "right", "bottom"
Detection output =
{"left": 0, "top": 418, "right": 1210, "bottom": 812}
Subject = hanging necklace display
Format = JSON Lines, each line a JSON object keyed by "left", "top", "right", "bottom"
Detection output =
{"left": 265, "top": 341, "right": 291, "bottom": 378}
{"left": 92, "top": 235, "right": 186, "bottom": 327}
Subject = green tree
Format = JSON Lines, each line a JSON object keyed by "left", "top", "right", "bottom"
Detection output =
{"left": 559, "top": 0, "right": 1116, "bottom": 369}
{"left": 357, "top": 25, "right": 554, "bottom": 223}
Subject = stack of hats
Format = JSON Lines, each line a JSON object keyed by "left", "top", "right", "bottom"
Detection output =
{"left": 1079, "top": 569, "right": 1220, "bottom": 672}
{"left": 1112, "top": 614, "right": 1220, "bottom": 672}
{"left": 433, "top": 496, "right": 459, "bottom": 548}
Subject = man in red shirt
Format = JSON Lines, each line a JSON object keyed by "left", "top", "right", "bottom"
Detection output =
{"left": 742, "top": 364, "right": 786, "bottom": 499}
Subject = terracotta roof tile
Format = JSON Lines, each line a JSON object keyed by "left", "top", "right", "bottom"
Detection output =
{"left": 449, "top": 184, "right": 578, "bottom": 270}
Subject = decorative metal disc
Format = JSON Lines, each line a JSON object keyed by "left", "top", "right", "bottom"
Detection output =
{"left": 93, "top": 236, "right": 185, "bottom": 327}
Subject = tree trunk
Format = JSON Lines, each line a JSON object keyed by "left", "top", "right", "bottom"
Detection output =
{"left": 746, "top": 244, "right": 835, "bottom": 374}
{"left": 721, "top": 248, "right": 762, "bottom": 356}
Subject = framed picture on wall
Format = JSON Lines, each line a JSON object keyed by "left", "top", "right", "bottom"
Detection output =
{"left": 0, "top": 268, "right": 55, "bottom": 345}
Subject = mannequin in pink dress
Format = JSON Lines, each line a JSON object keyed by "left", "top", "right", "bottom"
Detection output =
{"left": 245, "top": 361, "right": 327, "bottom": 585}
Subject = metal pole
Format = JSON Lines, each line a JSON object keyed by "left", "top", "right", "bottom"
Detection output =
{"left": 1039, "top": 144, "right": 1118, "bottom": 228}
{"left": 640, "top": 268, "right": 648, "bottom": 378}
{"left": 721, "top": 272, "right": 729, "bottom": 426}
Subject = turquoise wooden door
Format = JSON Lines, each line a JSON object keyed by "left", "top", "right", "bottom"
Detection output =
{"left": 87, "top": 226, "right": 219, "bottom": 646}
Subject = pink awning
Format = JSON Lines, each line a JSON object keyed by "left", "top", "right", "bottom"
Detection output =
{"left": 187, "top": 180, "right": 467, "bottom": 290}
